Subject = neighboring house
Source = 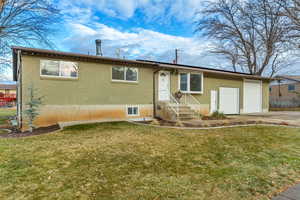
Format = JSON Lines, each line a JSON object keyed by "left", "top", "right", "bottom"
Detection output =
{"left": 0, "top": 83, "right": 16, "bottom": 96}
{"left": 270, "top": 76, "right": 300, "bottom": 107}
{"left": 0, "top": 83, "right": 17, "bottom": 107}
{"left": 12, "top": 46, "right": 271, "bottom": 130}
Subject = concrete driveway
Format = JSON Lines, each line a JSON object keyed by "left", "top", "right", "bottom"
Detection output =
{"left": 231, "top": 111, "right": 300, "bottom": 126}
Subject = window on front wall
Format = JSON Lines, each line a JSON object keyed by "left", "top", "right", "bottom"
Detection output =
{"left": 179, "top": 72, "right": 203, "bottom": 93}
{"left": 40, "top": 60, "right": 78, "bottom": 78}
{"left": 288, "top": 84, "right": 295, "bottom": 91}
{"left": 112, "top": 66, "right": 138, "bottom": 82}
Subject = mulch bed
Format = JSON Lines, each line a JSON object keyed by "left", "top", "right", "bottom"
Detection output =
{"left": 0, "top": 124, "right": 61, "bottom": 138}
{"left": 139, "top": 119, "right": 293, "bottom": 128}
{"left": 201, "top": 116, "right": 227, "bottom": 120}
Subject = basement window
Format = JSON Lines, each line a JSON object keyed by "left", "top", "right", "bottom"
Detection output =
{"left": 112, "top": 66, "right": 138, "bottom": 82}
{"left": 179, "top": 72, "right": 203, "bottom": 93}
{"left": 127, "top": 106, "right": 139, "bottom": 116}
{"left": 40, "top": 60, "right": 78, "bottom": 78}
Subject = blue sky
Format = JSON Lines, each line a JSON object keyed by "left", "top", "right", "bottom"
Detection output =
{"left": 51, "top": 0, "right": 225, "bottom": 69}
{"left": 2, "top": 0, "right": 298, "bottom": 81}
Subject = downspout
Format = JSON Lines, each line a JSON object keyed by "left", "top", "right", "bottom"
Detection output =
{"left": 278, "top": 80, "right": 282, "bottom": 97}
{"left": 153, "top": 68, "right": 160, "bottom": 118}
{"left": 16, "top": 50, "right": 22, "bottom": 130}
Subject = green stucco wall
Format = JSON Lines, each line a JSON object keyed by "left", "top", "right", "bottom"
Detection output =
{"left": 21, "top": 56, "right": 154, "bottom": 105}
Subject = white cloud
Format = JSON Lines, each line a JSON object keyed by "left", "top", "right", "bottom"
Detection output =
{"left": 62, "top": 22, "right": 226, "bottom": 68}
{"left": 58, "top": 0, "right": 205, "bottom": 22}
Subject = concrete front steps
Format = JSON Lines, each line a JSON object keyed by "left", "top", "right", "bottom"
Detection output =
{"left": 168, "top": 105, "right": 200, "bottom": 121}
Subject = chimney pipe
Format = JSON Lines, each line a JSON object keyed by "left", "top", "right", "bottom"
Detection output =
{"left": 95, "top": 39, "right": 103, "bottom": 56}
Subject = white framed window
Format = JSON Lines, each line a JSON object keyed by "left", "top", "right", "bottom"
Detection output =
{"left": 40, "top": 60, "right": 78, "bottom": 78}
{"left": 127, "top": 105, "right": 139, "bottom": 116}
{"left": 179, "top": 72, "right": 203, "bottom": 93}
{"left": 112, "top": 66, "right": 138, "bottom": 82}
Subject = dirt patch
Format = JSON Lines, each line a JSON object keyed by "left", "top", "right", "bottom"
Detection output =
{"left": 0, "top": 124, "right": 61, "bottom": 138}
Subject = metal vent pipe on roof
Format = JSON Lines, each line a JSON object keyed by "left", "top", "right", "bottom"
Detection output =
{"left": 95, "top": 39, "right": 103, "bottom": 56}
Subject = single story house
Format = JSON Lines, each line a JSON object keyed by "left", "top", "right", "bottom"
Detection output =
{"left": 12, "top": 46, "right": 271, "bottom": 130}
{"left": 0, "top": 83, "right": 16, "bottom": 107}
{"left": 0, "top": 83, "right": 16, "bottom": 95}
{"left": 270, "top": 76, "right": 300, "bottom": 107}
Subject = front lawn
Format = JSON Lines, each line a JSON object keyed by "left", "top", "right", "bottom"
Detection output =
{"left": 0, "top": 108, "right": 16, "bottom": 126}
{"left": 0, "top": 122, "right": 300, "bottom": 200}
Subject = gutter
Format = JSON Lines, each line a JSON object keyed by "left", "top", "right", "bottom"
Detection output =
{"left": 157, "top": 63, "right": 272, "bottom": 81}
{"left": 16, "top": 50, "right": 22, "bottom": 129}
{"left": 153, "top": 69, "right": 160, "bottom": 118}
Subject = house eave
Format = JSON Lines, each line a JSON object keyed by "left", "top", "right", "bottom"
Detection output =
{"left": 11, "top": 46, "right": 273, "bottom": 81}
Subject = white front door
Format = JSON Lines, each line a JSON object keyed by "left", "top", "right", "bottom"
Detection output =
{"left": 158, "top": 71, "right": 170, "bottom": 101}
{"left": 210, "top": 90, "right": 218, "bottom": 113}
{"left": 219, "top": 87, "right": 240, "bottom": 114}
{"left": 244, "top": 80, "right": 262, "bottom": 113}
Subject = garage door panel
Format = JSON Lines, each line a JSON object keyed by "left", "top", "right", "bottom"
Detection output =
{"left": 219, "top": 87, "right": 239, "bottom": 115}
{"left": 244, "top": 80, "right": 262, "bottom": 113}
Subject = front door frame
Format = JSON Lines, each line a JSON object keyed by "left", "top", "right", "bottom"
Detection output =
{"left": 158, "top": 70, "right": 171, "bottom": 101}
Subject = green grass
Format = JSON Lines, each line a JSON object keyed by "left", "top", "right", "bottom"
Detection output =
{"left": 0, "top": 108, "right": 16, "bottom": 126}
{"left": 0, "top": 129, "right": 9, "bottom": 134}
{"left": 1, "top": 122, "right": 300, "bottom": 200}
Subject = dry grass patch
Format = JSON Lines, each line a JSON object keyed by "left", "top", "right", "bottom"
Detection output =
{"left": 0, "top": 122, "right": 300, "bottom": 200}
{"left": 0, "top": 108, "right": 16, "bottom": 126}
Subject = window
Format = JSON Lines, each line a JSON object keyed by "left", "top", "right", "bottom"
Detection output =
{"left": 179, "top": 72, "right": 203, "bottom": 93}
{"left": 112, "top": 66, "right": 138, "bottom": 82}
{"left": 288, "top": 84, "right": 295, "bottom": 91}
{"left": 127, "top": 106, "right": 139, "bottom": 116}
{"left": 40, "top": 60, "right": 78, "bottom": 78}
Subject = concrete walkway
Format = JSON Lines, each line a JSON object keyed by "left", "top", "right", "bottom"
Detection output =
{"left": 233, "top": 111, "right": 300, "bottom": 126}
{"left": 273, "top": 184, "right": 300, "bottom": 200}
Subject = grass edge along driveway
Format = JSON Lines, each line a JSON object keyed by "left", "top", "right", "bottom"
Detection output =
{"left": 0, "top": 122, "right": 300, "bottom": 200}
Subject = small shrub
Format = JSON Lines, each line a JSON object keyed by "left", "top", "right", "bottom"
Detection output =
{"left": 211, "top": 111, "right": 226, "bottom": 119}
{"left": 23, "top": 84, "right": 43, "bottom": 132}
{"left": 202, "top": 111, "right": 227, "bottom": 120}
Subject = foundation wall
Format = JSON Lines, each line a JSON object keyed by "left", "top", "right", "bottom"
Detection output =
{"left": 26, "top": 104, "right": 153, "bottom": 128}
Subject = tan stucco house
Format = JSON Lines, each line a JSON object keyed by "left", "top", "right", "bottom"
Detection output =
{"left": 12, "top": 46, "right": 271, "bottom": 129}
{"left": 270, "top": 76, "right": 300, "bottom": 107}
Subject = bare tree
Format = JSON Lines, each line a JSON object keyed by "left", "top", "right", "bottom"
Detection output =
{"left": 196, "top": 0, "right": 296, "bottom": 77}
{"left": 281, "top": 0, "right": 300, "bottom": 31}
{"left": 210, "top": 43, "right": 241, "bottom": 72}
{"left": 0, "top": 0, "right": 60, "bottom": 80}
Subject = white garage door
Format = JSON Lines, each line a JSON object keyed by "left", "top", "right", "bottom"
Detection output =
{"left": 219, "top": 87, "right": 240, "bottom": 114}
{"left": 244, "top": 80, "right": 262, "bottom": 113}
